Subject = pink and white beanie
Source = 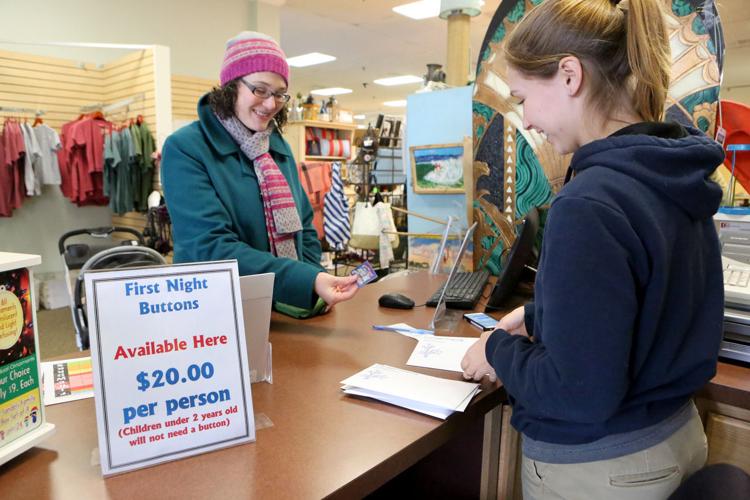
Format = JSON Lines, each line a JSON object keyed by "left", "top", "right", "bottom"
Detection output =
{"left": 220, "top": 31, "right": 289, "bottom": 86}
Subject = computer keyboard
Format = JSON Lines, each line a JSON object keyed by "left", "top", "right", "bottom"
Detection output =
{"left": 426, "top": 269, "right": 491, "bottom": 310}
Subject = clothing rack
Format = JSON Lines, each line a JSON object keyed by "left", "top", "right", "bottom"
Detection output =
{"left": 80, "top": 92, "right": 145, "bottom": 114}
{"left": 0, "top": 106, "right": 45, "bottom": 116}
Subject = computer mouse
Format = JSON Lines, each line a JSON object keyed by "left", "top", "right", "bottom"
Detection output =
{"left": 378, "top": 293, "right": 415, "bottom": 309}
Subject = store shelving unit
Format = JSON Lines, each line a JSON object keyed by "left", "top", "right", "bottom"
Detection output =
{"left": 336, "top": 124, "right": 408, "bottom": 275}
{"left": 284, "top": 120, "right": 356, "bottom": 163}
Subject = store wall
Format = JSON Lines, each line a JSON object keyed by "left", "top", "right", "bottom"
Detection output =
{"left": 0, "top": 48, "right": 163, "bottom": 275}
{"left": 172, "top": 75, "right": 217, "bottom": 128}
{"left": 0, "top": 0, "right": 249, "bottom": 81}
{"left": 0, "top": 0, "right": 265, "bottom": 277}
{"left": 406, "top": 86, "right": 474, "bottom": 272}
{"left": 722, "top": 47, "right": 750, "bottom": 105}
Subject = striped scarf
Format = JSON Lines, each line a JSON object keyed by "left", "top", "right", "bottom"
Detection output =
{"left": 216, "top": 114, "right": 302, "bottom": 260}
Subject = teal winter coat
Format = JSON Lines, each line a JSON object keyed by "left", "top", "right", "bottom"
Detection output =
{"left": 161, "top": 95, "right": 322, "bottom": 309}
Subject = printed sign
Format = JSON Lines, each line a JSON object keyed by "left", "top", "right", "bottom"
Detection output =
{"left": 85, "top": 261, "right": 254, "bottom": 476}
{"left": 0, "top": 268, "right": 43, "bottom": 448}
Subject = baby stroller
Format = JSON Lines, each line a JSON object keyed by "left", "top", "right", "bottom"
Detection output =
{"left": 59, "top": 226, "right": 167, "bottom": 350}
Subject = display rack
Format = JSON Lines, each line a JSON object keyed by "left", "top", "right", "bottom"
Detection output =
{"left": 334, "top": 122, "right": 408, "bottom": 275}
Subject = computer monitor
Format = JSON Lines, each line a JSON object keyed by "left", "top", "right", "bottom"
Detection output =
{"left": 430, "top": 222, "right": 478, "bottom": 329}
{"left": 484, "top": 207, "right": 539, "bottom": 311}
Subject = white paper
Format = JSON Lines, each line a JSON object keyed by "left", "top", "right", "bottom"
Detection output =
{"left": 454, "top": 386, "right": 482, "bottom": 412}
{"left": 340, "top": 364, "right": 479, "bottom": 413}
{"left": 342, "top": 384, "right": 480, "bottom": 419}
{"left": 41, "top": 356, "right": 94, "bottom": 406}
{"left": 341, "top": 386, "right": 454, "bottom": 419}
{"left": 406, "top": 336, "right": 477, "bottom": 373}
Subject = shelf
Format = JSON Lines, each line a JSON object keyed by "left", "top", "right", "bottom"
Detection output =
{"left": 285, "top": 121, "right": 356, "bottom": 164}
{"left": 288, "top": 120, "right": 357, "bottom": 131}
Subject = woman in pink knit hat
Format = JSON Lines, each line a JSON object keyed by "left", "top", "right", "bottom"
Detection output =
{"left": 162, "top": 32, "right": 358, "bottom": 316}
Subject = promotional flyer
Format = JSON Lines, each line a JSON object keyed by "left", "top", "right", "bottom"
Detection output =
{"left": 0, "top": 268, "right": 42, "bottom": 448}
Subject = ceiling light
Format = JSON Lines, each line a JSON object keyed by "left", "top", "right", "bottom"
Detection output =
{"left": 310, "top": 87, "right": 352, "bottom": 96}
{"left": 383, "top": 100, "right": 408, "bottom": 107}
{"left": 286, "top": 52, "right": 336, "bottom": 68}
{"left": 354, "top": 114, "right": 366, "bottom": 120}
{"left": 393, "top": 0, "right": 440, "bottom": 20}
{"left": 356, "top": 124, "right": 367, "bottom": 129}
{"left": 374, "top": 75, "right": 424, "bottom": 86}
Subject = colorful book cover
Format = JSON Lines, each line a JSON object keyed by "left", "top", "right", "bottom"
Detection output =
{"left": 0, "top": 268, "right": 42, "bottom": 446}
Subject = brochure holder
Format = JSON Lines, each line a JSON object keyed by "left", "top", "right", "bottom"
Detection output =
{"left": 0, "top": 252, "right": 55, "bottom": 466}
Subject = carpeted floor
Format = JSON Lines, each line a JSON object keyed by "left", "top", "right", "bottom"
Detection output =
{"left": 36, "top": 307, "right": 80, "bottom": 359}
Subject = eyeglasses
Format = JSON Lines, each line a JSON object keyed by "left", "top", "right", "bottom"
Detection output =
{"left": 240, "top": 79, "right": 291, "bottom": 103}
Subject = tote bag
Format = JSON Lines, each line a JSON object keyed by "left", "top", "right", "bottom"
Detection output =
{"left": 349, "top": 201, "right": 399, "bottom": 250}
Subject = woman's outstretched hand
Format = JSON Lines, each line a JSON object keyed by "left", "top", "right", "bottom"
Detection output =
{"left": 314, "top": 272, "right": 359, "bottom": 306}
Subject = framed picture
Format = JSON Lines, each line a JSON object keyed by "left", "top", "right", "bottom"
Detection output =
{"left": 410, "top": 141, "right": 469, "bottom": 194}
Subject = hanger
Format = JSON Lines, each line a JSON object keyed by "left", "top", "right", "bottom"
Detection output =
{"left": 136, "top": 114, "right": 144, "bottom": 125}
{"left": 33, "top": 114, "right": 43, "bottom": 126}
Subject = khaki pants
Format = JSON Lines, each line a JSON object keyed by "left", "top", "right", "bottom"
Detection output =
{"left": 522, "top": 402, "right": 707, "bottom": 500}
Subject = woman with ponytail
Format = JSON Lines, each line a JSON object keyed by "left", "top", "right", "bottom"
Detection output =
{"left": 462, "top": 1, "right": 725, "bottom": 497}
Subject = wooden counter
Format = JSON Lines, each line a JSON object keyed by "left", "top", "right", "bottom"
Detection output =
{"left": 0, "top": 271, "right": 505, "bottom": 500}
{"left": 697, "top": 360, "right": 750, "bottom": 474}
{"left": 3, "top": 267, "right": 748, "bottom": 498}
{"left": 701, "top": 361, "right": 750, "bottom": 411}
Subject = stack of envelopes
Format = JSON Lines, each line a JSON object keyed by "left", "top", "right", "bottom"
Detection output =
{"left": 341, "top": 363, "right": 481, "bottom": 419}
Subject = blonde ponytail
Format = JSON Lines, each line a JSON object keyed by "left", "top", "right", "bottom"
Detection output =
{"left": 504, "top": 0, "right": 671, "bottom": 123}
{"left": 624, "top": 0, "right": 671, "bottom": 121}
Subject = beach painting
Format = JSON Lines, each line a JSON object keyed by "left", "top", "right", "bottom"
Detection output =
{"left": 410, "top": 143, "right": 466, "bottom": 194}
{"left": 409, "top": 236, "right": 474, "bottom": 272}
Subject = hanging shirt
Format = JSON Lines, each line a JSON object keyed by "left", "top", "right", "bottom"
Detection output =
{"left": 2, "top": 120, "right": 26, "bottom": 210}
{"left": 130, "top": 123, "right": 143, "bottom": 209}
{"left": 119, "top": 127, "right": 137, "bottom": 214}
{"left": 21, "top": 122, "right": 42, "bottom": 196}
{"left": 60, "top": 116, "right": 112, "bottom": 205}
{"left": 33, "top": 123, "right": 62, "bottom": 185}
{"left": 103, "top": 131, "right": 120, "bottom": 203}
{"left": 133, "top": 122, "right": 156, "bottom": 211}
{"left": 0, "top": 127, "right": 10, "bottom": 217}
{"left": 104, "top": 128, "right": 136, "bottom": 214}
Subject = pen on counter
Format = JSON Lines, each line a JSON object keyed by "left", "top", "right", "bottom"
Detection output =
{"left": 372, "top": 325, "right": 434, "bottom": 335}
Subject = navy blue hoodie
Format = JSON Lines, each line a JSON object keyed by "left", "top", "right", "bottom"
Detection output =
{"left": 485, "top": 122, "right": 725, "bottom": 445}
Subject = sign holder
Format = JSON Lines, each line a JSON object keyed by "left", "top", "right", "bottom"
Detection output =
{"left": 85, "top": 260, "right": 254, "bottom": 475}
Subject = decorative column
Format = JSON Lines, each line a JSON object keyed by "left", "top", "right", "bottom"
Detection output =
{"left": 440, "top": 0, "right": 483, "bottom": 87}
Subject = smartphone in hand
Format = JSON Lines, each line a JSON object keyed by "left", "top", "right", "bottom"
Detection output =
{"left": 463, "top": 312, "right": 498, "bottom": 332}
